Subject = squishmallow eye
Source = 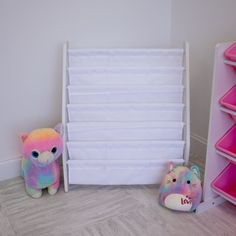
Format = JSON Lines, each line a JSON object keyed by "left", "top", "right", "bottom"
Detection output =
{"left": 51, "top": 147, "right": 57, "bottom": 154}
{"left": 31, "top": 150, "right": 39, "bottom": 158}
{"left": 172, "top": 178, "right": 176, "bottom": 182}
{"left": 187, "top": 180, "right": 191, "bottom": 184}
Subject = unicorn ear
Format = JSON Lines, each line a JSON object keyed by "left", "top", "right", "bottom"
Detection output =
{"left": 54, "top": 123, "right": 63, "bottom": 135}
{"left": 168, "top": 161, "right": 175, "bottom": 172}
{"left": 20, "top": 133, "right": 28, "bottom": 143}
{"left": 191, "top": 165, "right": 201, "bottom": 179}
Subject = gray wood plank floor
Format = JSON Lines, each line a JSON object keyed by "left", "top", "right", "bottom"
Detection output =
{"left": 1, "top": 161, "right": 236, "bottom": 236}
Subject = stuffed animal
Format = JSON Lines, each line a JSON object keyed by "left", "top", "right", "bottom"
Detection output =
{"left": 20, "top": 124, "right": 63, "bottom": 198}
{"left": 159, "top": 162, "right": 202, "bottom": 212}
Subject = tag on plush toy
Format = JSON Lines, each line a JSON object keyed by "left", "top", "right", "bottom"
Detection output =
{"left": 159, "top": 162, "right": 202, "bottom": 212}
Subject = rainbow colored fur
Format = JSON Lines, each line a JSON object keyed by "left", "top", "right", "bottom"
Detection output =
{"left": 20, "top": 125, "right": 63, "bottom": 198}
{"left": 159, "top": 162, "right": 202, "bottom": 212}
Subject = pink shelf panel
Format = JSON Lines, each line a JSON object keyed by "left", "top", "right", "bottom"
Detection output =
{"left": 211, "top": 163, "right": 236, "bottom": 204}
{"left": 216, "top": 150, "right": 236, "bottom": 164}
{"left": 220, "top": 106, "right": 236, "bottom": 121}
{"left": 224, "top": 43, "right": 236, "bottom": 62}
{"left": 215, "top": 124, "right": 236, "bottom": 159}
{"left": 219, "top": 84, "right": 236, "bottom": 112}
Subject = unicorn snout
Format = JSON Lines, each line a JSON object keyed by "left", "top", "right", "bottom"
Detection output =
{"left": 38, "top": 151, "right": 54, "bottom": 164}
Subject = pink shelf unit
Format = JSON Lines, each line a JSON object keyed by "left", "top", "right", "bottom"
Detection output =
{"left": 211, "top": 163, "right": 236, "bottom": 205}
{"left": 197, "top": 42, "right": 236, "bottom": 213}
{"left": 215, "top": 124, "right": 236, "bottom": 163}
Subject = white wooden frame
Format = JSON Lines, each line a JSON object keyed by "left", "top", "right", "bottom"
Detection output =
{"left": 62, "top": 42, "right": 69, "bottom": 192}
{"left": 183, "top": 42, "right": 190, "bottom": 165}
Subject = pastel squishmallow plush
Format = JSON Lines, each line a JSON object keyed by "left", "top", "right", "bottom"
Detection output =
{"left": 159, "top": 162, "right": 202, "bottom": 212}
{"left": 20, "top": 124, "right": 63, "bottom": 198}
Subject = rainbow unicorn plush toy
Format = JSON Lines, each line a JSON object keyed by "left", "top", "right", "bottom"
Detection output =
{"left": 20, "top": 124, "right": 63, "bottom": 198}
{"left": 159, "top": 162, "right": 202, "bottom": 212}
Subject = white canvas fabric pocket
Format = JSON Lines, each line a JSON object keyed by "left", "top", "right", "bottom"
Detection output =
{"left": 68, "top": 67, "right": 184, "bottom": 85}
{"left": 67, "top": 159, "right": 185, "bottom": 185}
{"left": 67, "top": 140, "right": 185, "bottom": 161}
{"left": 67, "top": 85, "right": 184, "bottom": 104}
{"left": 68, "top": 49, "right": 184, "bottom": 68}
{"left": 67, "top": 122, "right": 184, "bottom": 141}
{"left": 67, "top": 103, "right": 184, "bottom": 122}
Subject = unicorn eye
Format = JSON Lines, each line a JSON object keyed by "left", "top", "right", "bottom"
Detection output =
{"left": 51, "top": 147, "right": 57, "bottom": 154}
{"left": 32, "top": 150, "right": 39, "bottom": 158}
{"left": 172, "top": 178, "right": 176, "bottom": 182}
{"left": 187, "top": 180, "right": 191, "bottom": 184}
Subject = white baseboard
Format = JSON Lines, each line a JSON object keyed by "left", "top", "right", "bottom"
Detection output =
{"left": 190, "top": 133, "right": 207, "bottom": 162}
{"left": 0, "top": 158, "right": 21, "bottom": 181}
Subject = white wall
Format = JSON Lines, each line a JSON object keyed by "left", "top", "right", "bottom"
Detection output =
{"left": 2, "top": 0, "right": 236, "bottom": 180}
{"left": 0, "top": 0, "right": 171, "bottom": 179}
{"left": 171, "top": 0, "right": 236, "bottom": 159}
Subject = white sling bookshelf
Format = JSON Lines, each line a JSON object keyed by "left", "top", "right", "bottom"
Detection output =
{"left": 62, "top": 42, "right": 190, "bottom": 192}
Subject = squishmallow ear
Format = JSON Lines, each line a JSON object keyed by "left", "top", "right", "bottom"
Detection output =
{"left": 168, "top": 161, "right": 175, "bottom": 172}
{"left": 54, "top": 123, "right": 63, "bottom": 135}
{"left": 191, "top": 165, "right": 201, "bottom": 179}
{"left": 20, "top": 133, "right": 28, "bottom": 143}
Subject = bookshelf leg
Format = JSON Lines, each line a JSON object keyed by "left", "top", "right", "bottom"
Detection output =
{"left": 196, "top": 196, "right": 225, "bottom": 213}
